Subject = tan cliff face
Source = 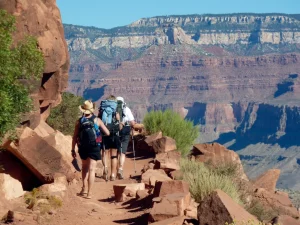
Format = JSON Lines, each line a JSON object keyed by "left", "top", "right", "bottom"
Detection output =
{"left": 66, "top": 14, "right": 300, "bottom": 51}
{"left": 129, "top": 15, "right": 299, "bottom": 27}
{"left": 0, "top": 0, "right": 70, "bottom": 121}
{"left": 67, "top": 29, "right": 300, "bottom": 50}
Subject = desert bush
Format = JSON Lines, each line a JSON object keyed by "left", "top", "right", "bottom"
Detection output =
{"left": 143, "top": 110, "right": 199, "bottom": 156}
{"left": 47, "top": 92, "right": 84, "bottom": 135}
{"left": 205, "top": 160, "right": 239, "bottom": 178}
{"left": 180, "top": 158, "right": 241, "bottom": 204}
{"left": 0, "top": 10, "right": 44, "bottom": 143}
{"left": 24, "top": 188, "right": 62, "bottom": 215}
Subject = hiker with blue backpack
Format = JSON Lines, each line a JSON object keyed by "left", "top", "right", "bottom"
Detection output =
{"left": 99, "top": 95, "right": 123, "bottom": 181}
{"left": 116, "top": 96, "right": 136, "bottom": 179}
{"left": 71, "top": 100, "right": 110, "bottom": 199}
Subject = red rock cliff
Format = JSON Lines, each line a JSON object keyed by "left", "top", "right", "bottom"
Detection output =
{"left": 0, "top": 0, "right": 69, "bottom": 121}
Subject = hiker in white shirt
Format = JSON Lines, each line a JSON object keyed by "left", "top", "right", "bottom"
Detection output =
{"left": 116, "top": 96, "right": 135, "bottom": 179}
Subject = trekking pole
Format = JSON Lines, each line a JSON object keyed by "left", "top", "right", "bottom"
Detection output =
{"left": 131, "top": 128, "right": 137, "bottom": 174}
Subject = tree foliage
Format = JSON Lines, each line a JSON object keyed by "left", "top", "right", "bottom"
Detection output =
{"left": 47, "top": 92, "right": 84, "bottom": 135}
{"left": 0, "top": 10, "right": 44, "bottom": 142}
{"left": 143, "top": 109, "right": 199, "bottom": 156}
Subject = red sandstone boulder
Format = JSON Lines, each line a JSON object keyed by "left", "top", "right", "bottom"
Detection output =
{"left": 113, "top": 183, "right": 145, "bottom": 202}
{"left": 135, "top": 132, "right": 163, "bottom": 154}
{"left": 149, "top": 192, "right": 191, "bottom": 222}
{"left": 152, "top": 136, "right": 177, "bottom": 154}
{"left": 153, "top": 180, "right": 189, "bottom": 198}
{"left": 141, "top": 169, "right": 172, "bottom": 186}
{"left": 154, "top": 150, "right": 181, "bottom": 172}
{"left": 4, "top": 127, "right": 75, "bottom": 184}
{"left": 144, "top": 132, "right": 163, "bottom": 146}
{"left": 39, "top": 173, "right": 68, "bottom": 197}
{"left": 191, "top": 143, "right": 248, "bottom": 181}
{"left": 253, "top": 188, "right": 299, "bottom": 218}
{"left": 253, "top": 169, "right": 280, "bottom": 192}
{"left": 197, "top": 189, "right": 259, "bottom": 225}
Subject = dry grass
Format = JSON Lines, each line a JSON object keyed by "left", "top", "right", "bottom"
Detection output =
{"left": 24, "top": 188, "right": 62, "bottom": 215}
{"left": 180, "top": 158, "right": 242, "bottom": 204}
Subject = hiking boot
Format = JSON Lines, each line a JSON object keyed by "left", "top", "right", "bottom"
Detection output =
{"left": 117, "top": 169, "right": 124, "bottom": 180}
{"left": 103, "top": 167, "right": 108, "bottom": 181}
{"left": 110, "top": 175, "right": 116, "bottom": 181}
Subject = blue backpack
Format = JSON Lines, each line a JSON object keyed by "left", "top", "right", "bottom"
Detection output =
{"left": 98, "top": 100, "right": 120, "bottom": 136}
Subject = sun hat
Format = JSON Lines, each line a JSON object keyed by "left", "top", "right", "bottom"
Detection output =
{"left": 116, "top": 96, "right": 124, "bottom": 103}
{"left": 79, "top": 100, "right": 95, "bottom": 114}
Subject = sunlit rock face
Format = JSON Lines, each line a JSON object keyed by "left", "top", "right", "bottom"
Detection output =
{"left": 0, "top": 0, "right": 70, "bottom": 121}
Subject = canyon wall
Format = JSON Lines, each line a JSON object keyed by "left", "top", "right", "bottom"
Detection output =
{"left": 65, "top": 14, "right": 300, "bottom": 189}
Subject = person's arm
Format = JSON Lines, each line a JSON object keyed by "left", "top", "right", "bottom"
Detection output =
{"left": 126, "top": 107, "right": 136, "bottom": 128}
{"left": 71, "top": 120, "right": 80, "bottom": 158}
{"left": 116, "top": 112, "right": 123, "bottom": 130}
{"left": 97, "top": 118, "right": 110, "bottom": 136}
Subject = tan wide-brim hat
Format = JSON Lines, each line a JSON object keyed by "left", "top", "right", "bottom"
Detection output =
{"left": 79, "top": 100, "right": 95, "bottom": 114}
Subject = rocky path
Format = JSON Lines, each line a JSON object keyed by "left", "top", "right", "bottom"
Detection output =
{"left": 47, "top": 155, "right": 151, "bottom": 225}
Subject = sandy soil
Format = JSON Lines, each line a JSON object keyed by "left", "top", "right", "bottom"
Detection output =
{"left": 45, "top": 154, "right": 152, "bottom": 225}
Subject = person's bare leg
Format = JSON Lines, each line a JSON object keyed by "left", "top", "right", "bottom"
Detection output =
{"left": 119, "top": 153, "right": 126, "bottom": 170}
{"left": 110, "top": 148, "right": 118, "bottom": 180}
{"left": 86, "top": 158, "right": 97, "bottom": 198}
{"left": 102, "top": 149, "right": 108, "bottom": 180}
{"left": 117, "top": 153, "right": 125, "bottom": 179}
{"left": 81, "top": 159, "right": 89, "bottom": 195}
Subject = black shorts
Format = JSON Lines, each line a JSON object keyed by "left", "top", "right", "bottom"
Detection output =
{"left": 120, "top": 134, "right": 130, "bottom": 154}
{"left": 102, "top": 136, "right": 121, "bottom": 150}
{"left": 78, "top": 145, "right": 101, "bottom": 161}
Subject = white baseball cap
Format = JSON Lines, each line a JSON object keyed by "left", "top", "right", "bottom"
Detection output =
{"left": 116, "top": 96, "right": 124, "bottom": 102}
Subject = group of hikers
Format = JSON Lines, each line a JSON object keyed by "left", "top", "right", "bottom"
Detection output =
{"left": 71, "top": 95, "right": 136, "bottom": 199}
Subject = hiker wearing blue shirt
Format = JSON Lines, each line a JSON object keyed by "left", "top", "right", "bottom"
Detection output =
{"left": 72, "top": 100, "right": 110, "bottom": 199}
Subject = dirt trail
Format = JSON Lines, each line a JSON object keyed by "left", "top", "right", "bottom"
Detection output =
{"left": 47, "top": 154, "right": 152, "bottom": 225}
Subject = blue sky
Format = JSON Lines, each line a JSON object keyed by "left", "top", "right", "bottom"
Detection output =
{"left": 57, "top": 0, "right": 300, "bottom": 29}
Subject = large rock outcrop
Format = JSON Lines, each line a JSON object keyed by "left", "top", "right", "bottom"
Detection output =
{"left": 0, "top": 0, "right": 69, "bottom": 121}
{"left": 197, "top": 189, "right": 259, "bottom": 225}
{"left": 190, "top": 143, "right": 248, "bottom": 181}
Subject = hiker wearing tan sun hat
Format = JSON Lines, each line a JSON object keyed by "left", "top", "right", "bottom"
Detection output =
{"left": 72, "top": 100, "right": 110, "bottom": 199}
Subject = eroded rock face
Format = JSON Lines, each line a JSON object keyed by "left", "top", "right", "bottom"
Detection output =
{"left": 253, "top": 169, "right": 281, "bottom": 192}
{"left": 190, "top": 143, "right": 248, "bottom": 181}
{"left": 0, "top": 0, "right": 69, "bottom": 120}
{"left": 4, "top": 126, "right": 77, "bottom": 184}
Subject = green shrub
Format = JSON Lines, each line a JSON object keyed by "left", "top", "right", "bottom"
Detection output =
{"left": 0, "top": 10, "right": 44, "bottom": 143}
{"left": 143, "top": 110, "right": 199, "bottom": 156}
{"left": 180, "top": 158, "right": 241, "bottom": 204}
{"left": 47, "top": 92, "right": 84, "bottom": 135}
